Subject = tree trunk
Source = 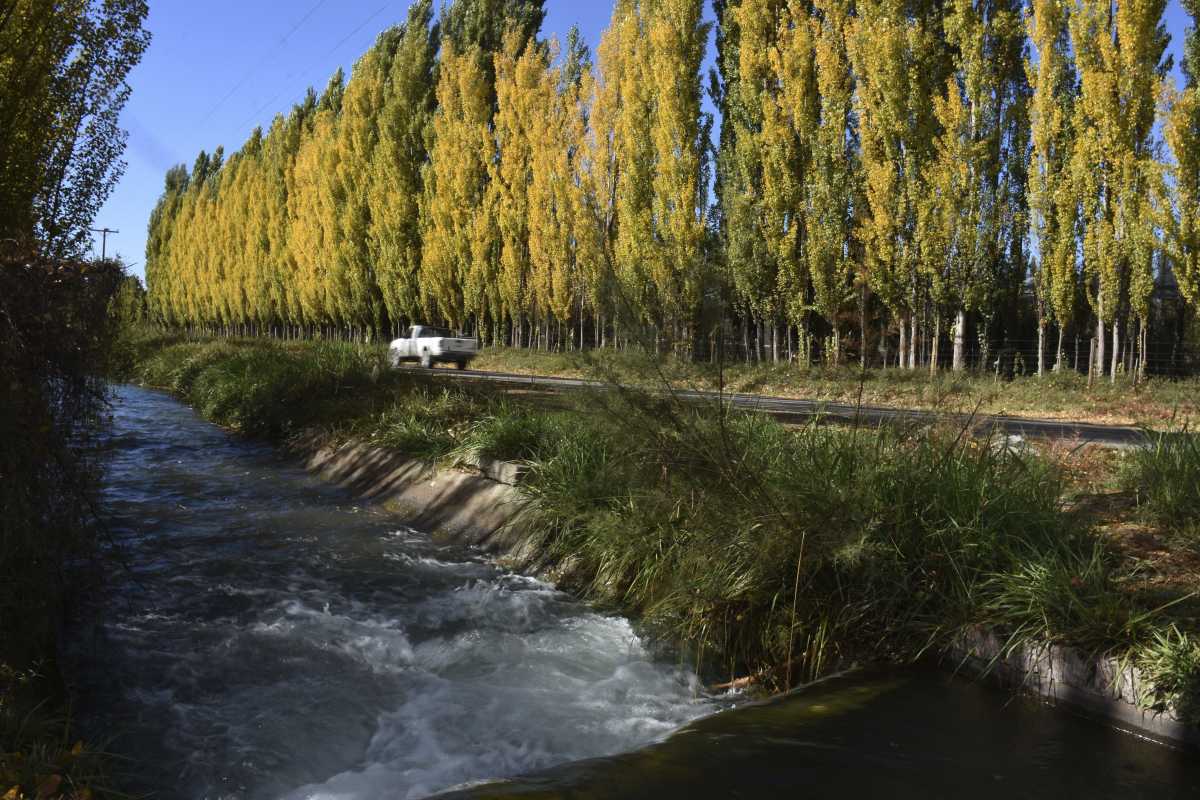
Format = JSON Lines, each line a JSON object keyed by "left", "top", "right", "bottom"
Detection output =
{"left": 1096, "top": 312, "right": 1106, "bottom": 379}
{"left": 742, "top": 316, "right": 751, "bottom": 365}
{"left": 1088, "top": 336, "right": 1096, "bottom": 388}
{"left": 1055, "top": 326, "right": 1065, "bottom": 373}
{"left": 898, "top": 316, "right": 908, "bottom": 370}
{"left": 860, "top": 286, "right": 868, "bottom": 370}
{"left": 1140, "top": 320, "right": 1149, "bottom": 382}
{"left": 930, "top": 315, "right": 940, "bottom": 376}
{"left": 952, "top": 309, "right": 966, "bottom": 371}
{"left": 908, "top": 313, "right": 918, "bottom": 370}
{"left": 1110, "top": 318, "right": 1119, "bottom": 384}
{"left": 1037, "top": 323, "right": 1045, "bottom": 377}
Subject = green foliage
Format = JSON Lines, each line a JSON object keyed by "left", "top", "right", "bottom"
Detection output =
{"left": 0, "top": 0, "right": 150, "bottom": 256}
{"left": 1136, "top": 626, "right": 1200, "bottom": 722}
{"left": 1, "top": 249, "right": 128, "bottom": 797}
{"left": 1120, "top": 431, "right": 1200, "bottom": 548}
{"left": 518, "top": 384, "right": 1144, "bottom": 684}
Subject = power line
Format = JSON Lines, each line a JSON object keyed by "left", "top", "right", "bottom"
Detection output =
{"left": 195, "top": 0, "right": 333, "bottom": 129}
{"left": 90, "top": 227, "right": 119, "bottom": 260}
{"left": 232, "top": 0, "right": 396, "bottom": 136}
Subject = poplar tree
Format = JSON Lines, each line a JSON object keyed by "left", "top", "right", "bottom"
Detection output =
{"left": 441, "top": 0, "right": 546, "bottom": 99}
{"left": 849, "top": 0, "right": 946, "bottom": 368}
{"left": 606, "top": 0, "right": 658, "bottom": 332}
{"left": 336, "top": 33, "right": 398, "bottom": 336}
{"left": 420, "top": 43, "right": 492, "bottom": 329}
{"left": 578, "top": 12, "right": 627, "bottom": 343}
{"left": 805, "top": 0, "right": 857, "bottom": 363}
{"left": 646, "top": 0, "right": 712, "bottom": 345}
{"left": 290, "top": 70, "right": 345, "bottom": 330}
{"left": 926, "top": 0, "right": 1027, "bottom": 371}
{"left": 273, "top": 91, "right": 318, "bottom": 333}
{"left": 490, "top": 32, "right": 540, "bottom": 339}
{"left": 1070, "top": 0, "right": 1170, "bottom": 380}
{"left": 720, "top": 0, "right": 798, "bottom": 362}
{"left": 370, "top": 0, "right": 438, "bottom": 328}
{"left": 1027, "top": 0, "right": 1077, "bottom": 372}
{"left": 145, "top": 164, "right": 189, "bottom": 325}
{"left": 529, "top": 31, "right": 591, "bottom": 334}
{"left": 0, "top": 0, "right": 150, "bottom": 255}
{"left": 1166, "top": 1, "right": 1200, "bottom": 309}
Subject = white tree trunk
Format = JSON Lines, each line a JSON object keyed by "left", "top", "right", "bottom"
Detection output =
{"left": 908, "top": 313, "right": 918, "bottom": 370}
{"left": 1037, "top": 323, "right": 1045, "bottom": 376}
{"left": 930, "top": 315, "right": 940, "bottom": 375}
{"left": 952, "top": 309, "right": 966, "bottom": 371}
{"left": 1110, "top": 318, "right": 1120, "bottom": 384}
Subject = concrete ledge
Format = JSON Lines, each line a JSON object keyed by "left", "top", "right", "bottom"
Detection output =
{"left": 952, "top": 627, "right": 1199, "bottom": 749}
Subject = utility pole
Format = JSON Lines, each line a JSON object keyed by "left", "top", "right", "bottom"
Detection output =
{"left": 90, "top": 227, "right": 119, "bottom": 260}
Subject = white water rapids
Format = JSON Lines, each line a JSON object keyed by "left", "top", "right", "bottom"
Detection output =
{"left": 68, "top": 387, "right": 713, "bottom": 799}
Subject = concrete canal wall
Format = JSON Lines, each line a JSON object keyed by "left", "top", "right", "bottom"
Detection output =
{"left": 291, "top": 431, "right": 1198, "bottom": 751}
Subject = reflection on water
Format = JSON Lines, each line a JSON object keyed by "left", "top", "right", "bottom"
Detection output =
{"left": 67, "top": 386, "right": 1200, "bottom": 799}
{"left": 439, "top": 670, "right": 1200, "bottom": 799}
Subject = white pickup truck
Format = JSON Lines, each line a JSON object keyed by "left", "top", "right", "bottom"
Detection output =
{"left": 388, "top": 325, "right": 478, "bottom": 369}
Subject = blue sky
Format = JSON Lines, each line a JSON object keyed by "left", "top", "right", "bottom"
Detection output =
{"left": 97, "top": 0, "right": 1191, "bottom": 279}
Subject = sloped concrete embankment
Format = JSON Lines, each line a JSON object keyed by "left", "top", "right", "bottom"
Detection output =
{"left": 290, "top": 433, "right": 574, "bottom": 582}
{"left": 291, "top": 431, "right": 1197, "bottom": 750}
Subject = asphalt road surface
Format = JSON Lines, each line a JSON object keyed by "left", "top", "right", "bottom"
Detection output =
{"left": 416, "top": 365, "right": 1150, "bottom": 448}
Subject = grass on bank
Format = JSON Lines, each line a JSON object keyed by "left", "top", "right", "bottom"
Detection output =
{"left": 471, "top": 346, "right": 1200, "bottom": 427}
{"left": 127, "top": 334, "right": 1200, "bottom": 720}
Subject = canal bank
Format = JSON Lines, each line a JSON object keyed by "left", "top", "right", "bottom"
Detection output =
{"left": 295, "top": 428, "right": 1200, "bottom": 751}
{"left": 72, "top": 384, "right": 1200, "bottom": 798}
{"left": 120, "top": 336, "right": 1200, "bottom": 755}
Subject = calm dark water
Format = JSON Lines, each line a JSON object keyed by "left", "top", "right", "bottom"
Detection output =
{"left": 65, "top": 386, "right": 1200, "bottom": 799}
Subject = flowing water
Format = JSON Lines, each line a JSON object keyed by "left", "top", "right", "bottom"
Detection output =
{"left": 68, "top": 386, "right": 1200, "bottom": 799}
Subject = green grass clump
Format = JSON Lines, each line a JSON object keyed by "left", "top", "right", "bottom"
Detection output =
{"left": 135, "top": 337, "right": 389, "bottom": 437}
{"left": 1120, "top": 431, "right": 1200, "bottom": 550}
{"left": 520, "top": 390, "right": 1147, "bottom": 687}
{"left": 1136, "top": 627, "right": 1200, "bottom": 721}
{"left": 450, "top": 404, "right": 568, "bottom": 466}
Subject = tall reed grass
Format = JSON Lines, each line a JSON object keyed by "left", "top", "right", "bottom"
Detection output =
{"left": 1120, "top": 430, "right": 1200, "bottom": 550}
{"left": 520, "top": 388, "right": 1149, "bottom": 688}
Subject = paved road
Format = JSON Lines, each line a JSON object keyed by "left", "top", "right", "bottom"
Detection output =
{"left": 417, "top": 366, "right": 1150, "bottom": 448}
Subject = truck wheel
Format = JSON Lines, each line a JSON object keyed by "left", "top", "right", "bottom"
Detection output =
{"left": 455, "top": 360, "right": 467, "bottom": 370}
{"left": 420, "top": 352, "right": 433, "bottom": 369}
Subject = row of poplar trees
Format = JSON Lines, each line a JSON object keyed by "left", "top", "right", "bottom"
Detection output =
{"left": 146, "top": 0, "right": 1200, "bottom": 377}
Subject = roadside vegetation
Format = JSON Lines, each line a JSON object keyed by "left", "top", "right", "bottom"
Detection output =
{"left": 127, "top": 334, "right": 1200, "bottom": 723}
{"left": 470, "top": 346, "right": 1200, "bottom": 427}
{"left": 1, "top": 253, "right": 132, "bottom": 797}
{"left": 1, "top": 0, "right": 150, "bottom": 794}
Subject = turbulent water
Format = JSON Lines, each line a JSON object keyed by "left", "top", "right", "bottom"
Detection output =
{"left": 68, "top": 386, "right": 1200, "bottom": 799}
{"left": 69, "top": 386, "right": 711, "bottom": 799}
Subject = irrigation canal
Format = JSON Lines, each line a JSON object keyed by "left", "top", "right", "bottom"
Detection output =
{"left": 64, "top": 385, "right": 1198, "bottom": 799}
